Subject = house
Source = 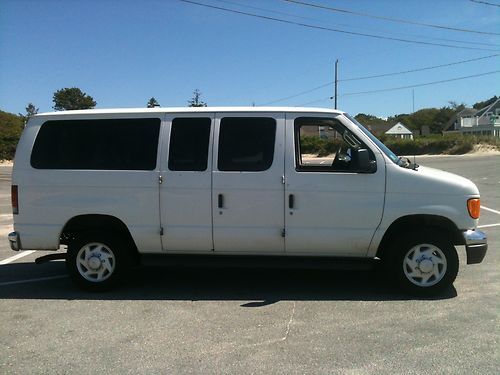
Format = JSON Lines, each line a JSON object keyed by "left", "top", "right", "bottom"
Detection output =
{"left": 445, "top": 98, "right": 500, "bottom": 138}
{"left": 385, "top": 122, "right": 413, "bottom": 139}
{"left": 445, "top": 108, "right": 477, "bottom": 132}
{"left": 365, "top": 123, "right": 392, "bottom": 137}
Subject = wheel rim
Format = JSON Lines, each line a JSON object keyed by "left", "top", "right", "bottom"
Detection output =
{"left": 76, "top": 242, "right": 116, "bottom": 282}
{"left": 403, "top": 244, "right": 447, "bottom": 287}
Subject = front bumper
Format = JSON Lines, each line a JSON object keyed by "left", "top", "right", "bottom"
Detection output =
{"left": 463, "top": 229, "right": 487, "bottom": 264}
{"left": 8, "top": 231, "right": 21, "bottom": 251}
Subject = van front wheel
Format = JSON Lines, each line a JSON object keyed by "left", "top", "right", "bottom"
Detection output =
{"left": 67, "top": 233, "right": 126, "bottom": 291}
{"left": 390, "top": 231, "right": 458, "bottom": 296}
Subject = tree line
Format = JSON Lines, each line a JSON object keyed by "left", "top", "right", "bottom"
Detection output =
{"left": 2, "top": 88, "right": 497, "bottom": 161}
{"left": 1, "top": 87, "right": 208, "bottom": 160}
{"left": 19, "top": 86, "right": 496, "bottom": 137}
{"left": 18, "top": 87, "right": 208, "bottom": 123}
{"left": 354, "top": 96, "right": 497, "bottom": 135}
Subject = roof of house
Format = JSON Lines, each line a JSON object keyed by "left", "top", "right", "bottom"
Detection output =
{"left": 443, "top": 107, "right": 477, "bottom": 131}
{"left": 457, "top": 108, "right": 478, "bottom": 117}
{"left": 474, "top": 98, "right": 500, "bottom": 118}
{"left": 365, "top": 123, "right": 392, "bottom": 135}
{"left": 386, "top": 122, "right": 413, "bottom": 135}
{"left": 443, "top": 99, "right": 500, "bottom": 131}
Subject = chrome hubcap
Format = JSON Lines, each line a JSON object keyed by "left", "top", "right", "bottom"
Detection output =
{"left": 403, "top": 244, "right": 447, "bottom": 287}
{"left": 419, "top": 258, "right": 434, "bottom": 273}
{"left": 87, "top": 255, "right": 102, "bottom": 270}
{"left": 76, "top": 242, "right": 116, "bottom": 282}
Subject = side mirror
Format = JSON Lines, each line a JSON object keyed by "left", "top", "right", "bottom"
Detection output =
{"left": 357, "top": 149, "right": 375, "bottom": 172}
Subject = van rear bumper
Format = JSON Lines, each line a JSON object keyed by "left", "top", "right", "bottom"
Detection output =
{"left": 8, "top": 231, "right": 21, "bottom": 251}
{"left": 463, "top": 229, "right": 487, "bottom": 264}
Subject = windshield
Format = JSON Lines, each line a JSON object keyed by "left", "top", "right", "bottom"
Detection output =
{"left": 343, "top": 113, "right": 400, "bottom": 165}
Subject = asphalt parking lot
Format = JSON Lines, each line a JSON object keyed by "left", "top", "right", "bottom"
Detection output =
{"left": 0, "top": 155, "right": 499, "bottom": 374}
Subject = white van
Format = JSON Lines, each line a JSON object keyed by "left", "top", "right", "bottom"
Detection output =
{"left": 8, "top": 107, "right": 487, "bottom": 295}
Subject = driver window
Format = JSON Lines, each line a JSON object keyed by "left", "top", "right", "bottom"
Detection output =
{"left": 294, "top": 117, "right": 375, "bottom": 173}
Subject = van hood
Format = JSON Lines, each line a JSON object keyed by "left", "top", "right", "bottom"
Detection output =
{"left": 387, "top": 164, "right": 479, "bottom": 196}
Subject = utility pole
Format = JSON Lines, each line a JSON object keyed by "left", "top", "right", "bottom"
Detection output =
{"left": 334, "top": 59, "right": 339, "bottom": 109}
{"left": 412, "top": 89, "right": 415, "bottom": 112}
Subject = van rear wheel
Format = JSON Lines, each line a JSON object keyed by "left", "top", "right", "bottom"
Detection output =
{"left": 389, "top": 230, "right": 458, "bottom": 296}
{"left": 66, "top": 233, "right": 128, "bottom": 291}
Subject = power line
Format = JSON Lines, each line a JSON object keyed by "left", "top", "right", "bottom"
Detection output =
{"left": 261, "top": 54, "right": 500, "bottom": 105}
{"left": 342, "top": 70, "right": 499, "bottom": 96}
{"left": 213, "top": 0, "right": 316, "bottom": 21}
{"left": 340, "top": 71, "right": 500, "bottom": 97}
{"left": 214, "top": 0, "right": 499, "bottom": 48}
{"left": 295, "top": 70, "right": 500, "bottom": 105}
{"left": 284, "top": 0, "right": 500, "bottom": 36}
{"left": 262, "top": 83, "right": 332, "bottom": 105}
{"left": 470, "top": 0, "right": 500, "bottom": 7}
{"left": 340, "top": 53, "right": 500, "bottom": 81}
{"left": 178, "top": 0, "right": 499, "bottom": 51}
{"left": 297, "top": 97, "right": 331, "bottom": 106}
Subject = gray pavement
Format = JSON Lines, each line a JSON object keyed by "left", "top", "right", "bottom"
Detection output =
{"left": 0, "top": 156, "right": 499, "bottom": 374}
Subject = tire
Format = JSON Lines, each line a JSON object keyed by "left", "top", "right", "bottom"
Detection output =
{"left": 66, "top": 232, "right": 130, "bottom": 291}
{"left": 388, "top": 230, "right": 459, "bottom": 297}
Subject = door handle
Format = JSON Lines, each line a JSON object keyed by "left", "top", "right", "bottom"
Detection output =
{"left": 218, "top": 194, "right": 224, "bottom": 209}
{"left": 288, "top": 194, "right": 295, "bottom": 209}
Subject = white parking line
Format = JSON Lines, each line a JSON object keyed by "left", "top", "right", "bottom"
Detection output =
{"left": 0, "top": 275, "right": 67, "bottom": 286}
{"left": 478, "top": 223, "right": 500, "bottom": 229}
{"left": 0, "top": 250, "right": 36, "bottom": 265}
{"left": 481, "top": 206, "right": 500, "bottom": 215}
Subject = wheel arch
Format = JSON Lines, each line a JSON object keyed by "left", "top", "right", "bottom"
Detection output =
{"left": 376, "top": 214, "right": 464, "bottom": 260}
{"left": 60, "top": 214, "right": 138, "bottom": 254}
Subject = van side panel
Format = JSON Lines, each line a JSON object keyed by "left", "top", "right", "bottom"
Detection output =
{"left": 14, "top": 170, "right": 161, "bottom": 251}
{"left": 12, "top": 115, "right": 162, "bottom": 253}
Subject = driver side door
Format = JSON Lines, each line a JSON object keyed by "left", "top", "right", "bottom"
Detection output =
{"left": 284, "top": 114, "right": 385, "bottom": 256}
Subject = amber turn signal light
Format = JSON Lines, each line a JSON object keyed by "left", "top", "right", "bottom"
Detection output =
{"left": 467, "top": 198, "right": 480, "bottom": 219}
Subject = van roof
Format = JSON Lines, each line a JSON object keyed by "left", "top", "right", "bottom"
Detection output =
{"left": 35, "top": 106, "right": 346, "bottom": 117}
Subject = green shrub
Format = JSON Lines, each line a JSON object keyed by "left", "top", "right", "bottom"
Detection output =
{"left": 300, "top": 136, "right": 343, "bottom": 156}
{"left": 0, "top": 110, "right": 24, "bottom": 160}
{"left": 380, "top": 134, "right": 498, "bottom": 155}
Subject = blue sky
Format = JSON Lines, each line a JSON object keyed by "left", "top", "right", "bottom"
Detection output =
{"left": 1, "top": 0, "right": 499, "bottom": 118}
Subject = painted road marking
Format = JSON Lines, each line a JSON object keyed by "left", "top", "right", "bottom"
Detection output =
{"left": 0, "top": 275, "right": 67, "bottom": 287}
{"left": 478, "top": 223, "right": 500, "bottom": 229}
{"left": 481, "top": 206, "right": 500, "bottom": 215}
{"left": 0, "top": 250, "right": 36, "bottom": 265}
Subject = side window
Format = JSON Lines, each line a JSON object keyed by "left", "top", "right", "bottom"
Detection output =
{"left": 218, "top": 117, "right": 276, "bottom": 172}
{"left": 168, "top": 118, "right": 211, "bottom": 171}
{"left": 31, "top": 118, "right": 160, "bottom": 170}
{"left": 295, "top": 117, "right": 376, "bottom": 173}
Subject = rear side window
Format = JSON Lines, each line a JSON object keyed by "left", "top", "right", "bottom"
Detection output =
{"left": 218, "top": 117, "right": 276, "bottom": 172}
{"left": 168, "top": 118, "right": 211, "bottom": 171}
{"left": 31, "top": 118, "right": 161, "bottom": 170}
